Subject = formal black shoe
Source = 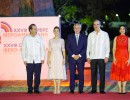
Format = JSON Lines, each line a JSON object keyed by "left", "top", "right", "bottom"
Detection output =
{"left": 34, "top": 91, "right": 41, "bottom": 94}
{"left": 121, "top": 92, "right": 127, "bottom": 94}
{"left": 88, "top": 91, "right": 97, "bottom": 94}
{"left": 100, "top": 91, "right": 106, "bottom": 94}
{"left": 70, "top": 90, "right": 74, "bottom": 94}
{"left": 27, "top": 91, "right": 33, "bottom": 94}
{"left": 118, "top": 92, "right": 122, "bottom": 94}
{"left": 79, "top": 91, "right": 84, "bottom": 94}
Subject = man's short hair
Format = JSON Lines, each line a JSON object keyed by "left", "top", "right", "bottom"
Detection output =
{"left": 93, "top": 19, "right": 101, "bottom": 25}
{"left": 28, "top": 24, "right": 36, "bottom": 32}
{"left": 73, "top": 23, "right": 82, "bottom": 28}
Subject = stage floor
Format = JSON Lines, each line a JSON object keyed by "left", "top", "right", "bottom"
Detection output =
{"left": 0, "top": 62, "right": 130, "bottom": 92}
{"left": 0, "top": 92, "right": 130, "bottom": 100}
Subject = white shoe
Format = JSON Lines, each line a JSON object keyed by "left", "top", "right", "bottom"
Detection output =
{"left": 57, "top": 91, "right": 61, "bottom": 94}
{"left": 53, "top": 90, "right": 57, "bottom": 94}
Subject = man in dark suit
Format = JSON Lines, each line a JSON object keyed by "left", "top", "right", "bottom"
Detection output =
{"left": 66, "top": 23, "right": 87, "bottom": 94}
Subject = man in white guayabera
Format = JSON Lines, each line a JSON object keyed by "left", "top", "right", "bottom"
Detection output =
{"left": 22, "top": 24, "right": 46, "bottom": 94}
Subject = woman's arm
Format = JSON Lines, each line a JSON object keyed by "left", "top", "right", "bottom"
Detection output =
{"left": 47, "top": 40, "right": 51, "bottom": 66}
{"left": 113, "top": 37, "right": 117, "bottom": 64}
{"left": 62, "top": 39, "right": 66, "bottom": 65}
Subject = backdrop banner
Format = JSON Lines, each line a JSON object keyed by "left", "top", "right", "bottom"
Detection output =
{"left": 0, "top": 16, "right": 60, "bottom": 80}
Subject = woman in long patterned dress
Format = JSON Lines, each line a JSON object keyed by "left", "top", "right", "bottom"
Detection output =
{"left": 47, "top": 26, "right": 66, "bottom": 94}
{"left": 110, "top": 25, "right": 130, "bottom": 94}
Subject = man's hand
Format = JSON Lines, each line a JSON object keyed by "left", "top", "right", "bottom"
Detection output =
{"left": 87, "top": 58, "right": 91, "bottom": 63}
{"left": 104, "top": 57, "right": 109, "bottom": 63}
{"left": 73, "top": 55, "right": 80, "bottom": 60}
{"left": 24, "top": 61, "right": 27, "bottom": 66}
{"left": 41, "top": 60, "right": 44, "bottom": 64}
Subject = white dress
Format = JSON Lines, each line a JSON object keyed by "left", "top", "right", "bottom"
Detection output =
{"left": 48, "top": 38, "right": 66, "bottom": 80}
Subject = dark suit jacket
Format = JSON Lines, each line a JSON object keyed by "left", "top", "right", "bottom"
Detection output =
{"left": 66, "top": 33, "right": 87, "bottom": 64}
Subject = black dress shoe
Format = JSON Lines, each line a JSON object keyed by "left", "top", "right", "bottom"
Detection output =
{"left": 79, "top": 91, "right": 84, "bottom": 94}
{"left": 121, "top": 92, "right": 127, "bottom": 94}
{"left": 118, "top": 92, "right": 122, "bottom": 94}
{"left": 70, "top": 90, "right": 74, "bottom": 94}
{"left": 27, "top": 91, "right": 33, "bottom": 94}
{"left": 100, "top": 91, "right": 106, "bottom": 94}
{"left": 88, "top": 91, "right": 97, "bottom": 94}
{"left": 34, "top": 91, "right": 41, "bottom": 94}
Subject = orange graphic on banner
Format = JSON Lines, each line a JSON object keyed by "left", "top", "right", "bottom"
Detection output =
{"left": 1, "top": 21, "right": 12, "bottom": 32}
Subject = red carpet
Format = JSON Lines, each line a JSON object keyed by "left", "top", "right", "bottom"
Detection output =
{"left": 0, "top": 92, "right": 130, "bottom": 100}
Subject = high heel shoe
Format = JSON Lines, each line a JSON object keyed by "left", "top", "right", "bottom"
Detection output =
{"left": 118, "top": 92, "right": 122, "bottom": 94}
{"left": 122, "top": 89, "right": 127, "bottom": 94}
{"left": 122, "top": 90, "right": 127, "bottom": 94}
{"left": 53, "top": 90, "right": 57, "bottom": 94}
{"left": 122, "top": 92, "right": 127, "bottom": 94}
{"left": 57, "top": 90, "right": 61, "bottom": 94}
{"left": 118, "top": 88, "right": 122, "bottom": 94}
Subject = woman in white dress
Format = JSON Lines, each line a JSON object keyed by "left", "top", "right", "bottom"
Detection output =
{"left": 47, "top": 26, "right": 66, "bottom": 94}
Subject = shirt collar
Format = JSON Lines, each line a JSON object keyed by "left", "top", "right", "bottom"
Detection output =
{"left": 29, "top": 34, "right": 37, "bottom": 38}
{"left": 75, "top": 33, "right": 80, "bottom": 37}
{"left": 94, "top": 29, "right": 102, "bottom": 36}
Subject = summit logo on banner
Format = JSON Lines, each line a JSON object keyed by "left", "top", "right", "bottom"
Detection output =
{"left": 0, "top": 21, "right": 12, "bottom": 33}
{"left": 0, "top": 21, "right": 12, "bottom": 44}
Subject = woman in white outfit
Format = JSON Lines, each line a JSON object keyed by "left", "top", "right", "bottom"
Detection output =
{"left": 47, "top": 26, "right": 66, "bottom": 94}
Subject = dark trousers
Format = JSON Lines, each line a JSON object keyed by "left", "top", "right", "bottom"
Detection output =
{"left": 26, "top": 62, "right": 42, "bottom": 91}
{"left": 90, "top": 59, "right": 105, "bottom": 92}
{"left": 69, "top": 62, "right": 84, "bottom": 91}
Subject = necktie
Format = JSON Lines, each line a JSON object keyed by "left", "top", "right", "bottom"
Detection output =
{"left": 76, "top": 35, "right": 79, "bottom": 45}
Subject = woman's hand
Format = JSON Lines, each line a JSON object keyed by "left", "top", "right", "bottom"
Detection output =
{"left": 47, "top": 59, "right": 51, "bottom": 68}
{"left": 62, "top": 59, "right": 65, "bottom": 65}
{"left": 126, "top": 59, "right": 130, "bottom": 66}
{"left": 113, "top": 58, "right": 117, "bottom": 65}
{"left": 24, "top": 61, "right": 27, "bottom": 66}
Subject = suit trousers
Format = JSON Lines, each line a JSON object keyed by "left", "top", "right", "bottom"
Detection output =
{"left": 26, "top": 62, "right": 42, "bottom": 91}
{"left": 69, "top": 61, "right": 84, "bottom": 91}
{"left": 90, "top": 59, "right": 105, "bottom": 92}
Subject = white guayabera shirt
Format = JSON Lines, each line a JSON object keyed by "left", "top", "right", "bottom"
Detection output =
{"left": 22, "top": 35, "right": 46, "bottom": 63}
{"left": 87, "top": 30, "right": 110, "bottom": 59}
